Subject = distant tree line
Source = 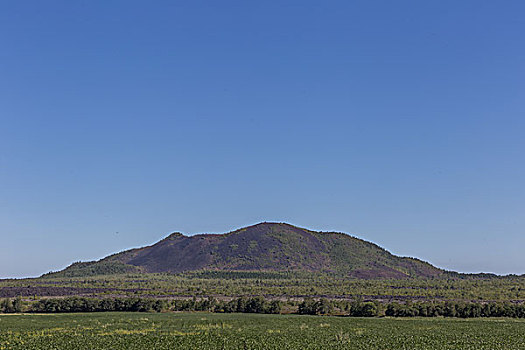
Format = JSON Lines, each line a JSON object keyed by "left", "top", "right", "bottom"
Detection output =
{"left": 32, "top": 297, "right": 167, "bottom": 313}
{"left": 297, "top": 298, "right": 525, "bottom": 318}
{"left": 170, "top": 296, "right": 282, "bottom": 314}
{"left": 0, "top": 296, "right": 282, "bottom": 315}
{"left": 383, "top": 301, "right": 525, "bottom": 318}
{"left": 186, "top": 270, "right": 290, "bottom": 280}
{"left": 2, "top": 296, "right": 525, "bottom": 318}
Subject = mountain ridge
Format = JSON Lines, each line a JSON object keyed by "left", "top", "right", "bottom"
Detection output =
{"left": 47, "top": 222, "right": 446, "bottom": 279}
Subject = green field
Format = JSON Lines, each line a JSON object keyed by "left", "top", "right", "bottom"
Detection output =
{"left": 1, "top": 313, "right": 524, "bottom": 350}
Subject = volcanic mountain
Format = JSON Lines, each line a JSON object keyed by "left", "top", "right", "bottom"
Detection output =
{"left": 50, "top": 223, "right": 443, "bottom": 279}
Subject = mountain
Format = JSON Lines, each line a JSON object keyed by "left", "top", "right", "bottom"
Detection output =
{"left": 48, "top": 222, "right": 443, "bottom": 279}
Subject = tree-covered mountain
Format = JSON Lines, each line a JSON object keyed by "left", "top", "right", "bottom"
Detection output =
{"left": 48, "top": 223, "right": 443, "bottom": 278}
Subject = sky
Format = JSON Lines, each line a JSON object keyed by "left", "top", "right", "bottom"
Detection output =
{"left": 1, "top": 1, "right": 524, "bottom": 278}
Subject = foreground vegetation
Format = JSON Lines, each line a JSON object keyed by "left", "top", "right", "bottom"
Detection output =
{"left": 2, "top": 295, "right": 525, "bottom": 319}
{"left": 1, "top": 312, "right": 524, "bottom": 350}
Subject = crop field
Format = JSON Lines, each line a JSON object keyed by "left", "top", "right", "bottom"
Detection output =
{"left": 0, "top": 313, "right": 524, "bottom": 350}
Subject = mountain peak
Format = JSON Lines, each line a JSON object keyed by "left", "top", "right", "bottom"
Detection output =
{"left": 50, "top": 223, "right": 444, "bottom": 279}
{"left": 239, "top": 222, "right": 298, "bottom": 231}
{"left": 165, "top": 232, "right": 185, "bottom": 240}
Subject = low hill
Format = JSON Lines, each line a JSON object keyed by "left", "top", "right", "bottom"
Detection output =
{"left": 47, "top": 222, "right": 443, "bottom": 279}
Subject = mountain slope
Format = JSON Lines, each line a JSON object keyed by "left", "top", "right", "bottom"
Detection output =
{"left": 49, "top": 223, "right": 443, "bottom": 278}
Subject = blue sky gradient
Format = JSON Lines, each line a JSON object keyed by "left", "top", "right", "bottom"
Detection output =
{"left": 1, "top": 1, "right": 524, "bottom": 277}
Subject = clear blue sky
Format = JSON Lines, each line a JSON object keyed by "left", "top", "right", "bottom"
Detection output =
{"left": 1, "top": 1, "right": 524, "bottom": 278}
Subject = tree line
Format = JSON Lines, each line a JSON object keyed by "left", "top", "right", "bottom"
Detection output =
{"left": 0, "top": 296, "right": 282, "bottom": 314}
{"left": 298, "top": 298, "right": 525, "bottom": 318}
{"left": 2, "top": 296, "right": 525, "bottom": 318}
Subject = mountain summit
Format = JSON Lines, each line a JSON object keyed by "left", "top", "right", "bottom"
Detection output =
{"left": 51, "top": 223, "right": 443, "bottom": 279}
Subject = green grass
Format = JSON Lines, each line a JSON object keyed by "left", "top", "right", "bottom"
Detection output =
{"left": 1, "top": 312, "right": 524, "bottom": 349}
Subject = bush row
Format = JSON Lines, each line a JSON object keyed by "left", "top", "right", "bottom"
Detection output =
{"left": 0, "top": 296, "right": 281, "bottom": 314}
{"left": 384, "top": 301, "right": 525, "bottom": 318}
{"left": 2, "top": 296, "right": 525, "bottom": 318}
{"left": 0, "top": 297, "right": 22, "bottom": 313}
{"left": 298, "top": 298, "right": 525, "bottom": 318}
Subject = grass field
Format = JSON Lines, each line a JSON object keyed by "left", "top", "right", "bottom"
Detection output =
{"left": 1, "top": 313, "right": 524, "bottom": 349}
